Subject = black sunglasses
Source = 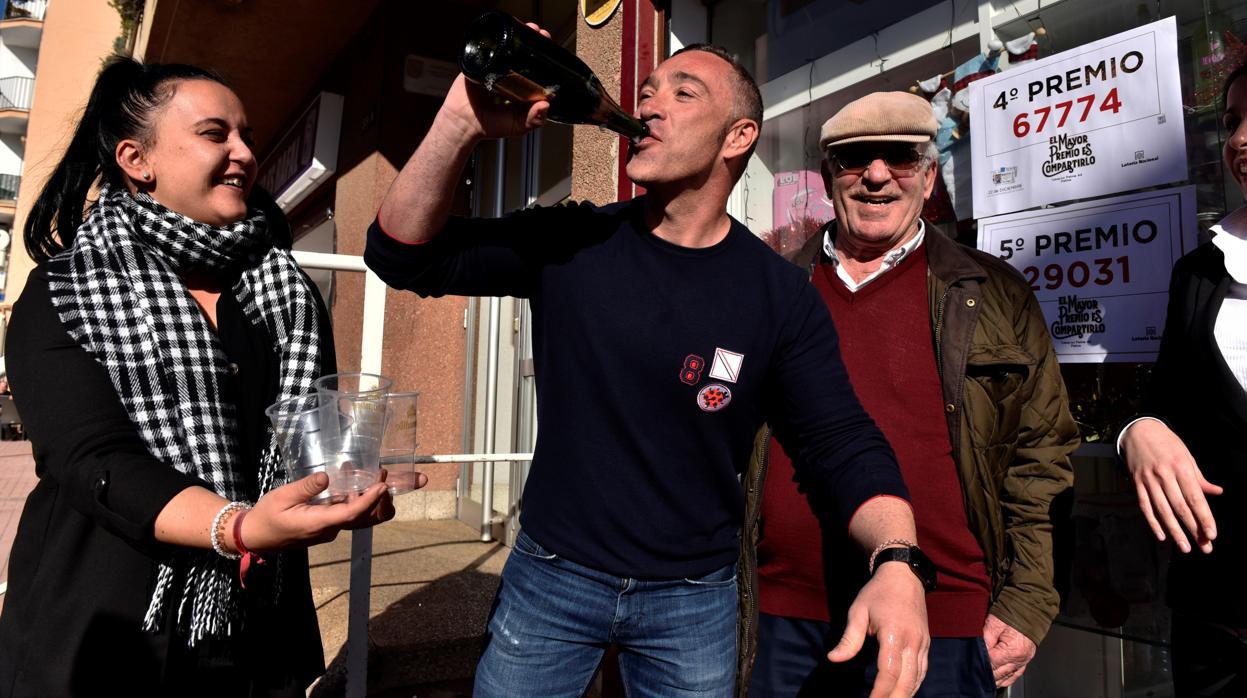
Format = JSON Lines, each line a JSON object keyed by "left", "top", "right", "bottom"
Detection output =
{"left": 827, "top": 143, "right": 927, "bottom": 176}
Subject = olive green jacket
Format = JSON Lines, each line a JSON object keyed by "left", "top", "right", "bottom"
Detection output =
{"left": 736, "top": 223, "right": 1079, "bottom": 695}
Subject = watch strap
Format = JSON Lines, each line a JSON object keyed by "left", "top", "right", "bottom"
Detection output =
{"left": 868, "top": 538, "right": 915, "bottom": 574}
{"left": 872, "top": 545, "right": 937, "bottom": 592}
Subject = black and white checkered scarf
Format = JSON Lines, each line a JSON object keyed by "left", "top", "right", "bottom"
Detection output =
{"left": 45, "top": 184, "right": 323, "bottom": 644}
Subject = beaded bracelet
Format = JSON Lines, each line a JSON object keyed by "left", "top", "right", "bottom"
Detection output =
{"left": 867, "top": 538, "right": 916, "bottom": 575}
{"left": 211, "top": 500, "right": 250, "bottom": 560}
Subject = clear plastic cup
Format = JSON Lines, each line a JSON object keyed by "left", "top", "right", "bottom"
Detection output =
{"left": 312, "top": 373, "right": 394, "bottom": 498}
{"left": 314, "top": 372, "right": 394, "bottom": 400}
{"left": 380, "top": 391, "right": 421, "bottom": 496}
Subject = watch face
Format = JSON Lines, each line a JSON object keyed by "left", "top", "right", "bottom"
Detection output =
{"left": 907, "top": 546, "right": 938, "bottom": 593}
{"left": 877, "top": 546, "right": 937, "bottom": 592}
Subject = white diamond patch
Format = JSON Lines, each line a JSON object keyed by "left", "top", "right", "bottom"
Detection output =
{"left": 708, "top": 347, "right": 744, "bottom": 384}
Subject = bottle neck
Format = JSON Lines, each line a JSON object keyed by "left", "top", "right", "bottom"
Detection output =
{"left": 601, "top": 109, "right": 650, "bottom": 143}
{"left": 584, "top": 73, "right": 648, "bottom": 142}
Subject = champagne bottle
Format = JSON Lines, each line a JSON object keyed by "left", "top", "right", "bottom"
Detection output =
{"left": 460, "top": 11, "right": 650, "bottom": 143}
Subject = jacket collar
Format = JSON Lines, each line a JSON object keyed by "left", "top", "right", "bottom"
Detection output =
{"left": 922, "top": 220, "right": 987, "bottom": 287}
{"left": 788, "top": 222, "right": 825, "bottom": 278}
{"left": 791, "top": 219, "right": 986, "bottom": 286}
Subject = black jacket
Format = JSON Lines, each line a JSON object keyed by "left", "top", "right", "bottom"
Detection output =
{"left": 0, "top": 268, "right": 335, "bottom": 697}
{"left": 1143, "top": 242, "right": 1247, "bottom": 624}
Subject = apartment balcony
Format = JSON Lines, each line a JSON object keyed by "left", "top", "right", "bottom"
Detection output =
{"left": 0, "top": 173, "right": 17, "bottom": 200}
{"left": 0, "top": 76, "right": 32, "bottom": 133}
{"left": 0, "top": 173, "right": 17, "bottom": 224}
{"left": 0, "top": 0, "right": 46, "bottom": 49}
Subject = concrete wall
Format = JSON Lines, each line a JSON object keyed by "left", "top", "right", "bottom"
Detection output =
{"left": 0, "top": 43, "right": 37, "bottom": 77}
{"left": 0, "top": 134, "right": 22, "bottom": 177}
{"left": 572, "top": 7, "right": 622, "bottom": 203}
{"left": 321, "top": 2, "right": 488, "bottom": 520}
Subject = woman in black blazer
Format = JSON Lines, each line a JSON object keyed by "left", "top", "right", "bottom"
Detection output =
{"left": 1119, "top": 64, "right": 1247, "bottom": 696}
{"left": 0, "top": 58, "right": 403, "bottom": 696}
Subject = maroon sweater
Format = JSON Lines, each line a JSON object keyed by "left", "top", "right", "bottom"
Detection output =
{"left": 757, "top": 243, "right": 991, "bottom": 637}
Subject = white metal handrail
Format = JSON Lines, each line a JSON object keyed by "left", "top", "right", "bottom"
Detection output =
{"left": 293, "top": 250, "right": 532, "bottom": 694}
{"left": 291, "top": 250, "right": 383, "bottom": 698}
{"left": 0, "top": 76, "right": 34, "bottom": 111}
{"left": 407, "top": 453, "right": 532, "bottom": 464}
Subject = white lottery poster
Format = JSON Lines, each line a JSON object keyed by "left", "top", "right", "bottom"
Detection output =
{"left": 970, "top": 17, "right": 1186, "bottom": 218}
{"left": 976, "top": 186, "right": 1197, "bottom": 363}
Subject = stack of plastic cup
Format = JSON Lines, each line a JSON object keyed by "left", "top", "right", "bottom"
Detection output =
{"left": 265, "top": 393, "right": 364, "bottom": 504}
{"left": 267, "top": 373, "right": 423, "bottom": 502}
{"left": 313, "top": 372, "right": 392, "bottom": 497}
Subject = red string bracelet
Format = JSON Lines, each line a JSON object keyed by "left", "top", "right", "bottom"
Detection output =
{"left": 232, "top": 507, "right": 266, "bottom": 589}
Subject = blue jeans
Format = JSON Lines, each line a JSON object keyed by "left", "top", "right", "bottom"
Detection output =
{"left": 750, "top": 612, "right": 995, "bottom": 697}
{"left": 473, "top": 531, "right": 738, "bottom": 697}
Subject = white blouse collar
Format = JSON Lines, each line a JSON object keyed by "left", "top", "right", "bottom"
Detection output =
{"left": 1211, "top": 205, "right": 1247, "bottom": 284}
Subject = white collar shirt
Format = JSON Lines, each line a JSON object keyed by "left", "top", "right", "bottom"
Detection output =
{"left": 823, "top": 220, "right": 927, "bottom": 293}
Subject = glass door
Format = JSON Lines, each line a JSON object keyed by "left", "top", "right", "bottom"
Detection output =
{"left": 455, "top": 7, "right": 574, "bottom": 539}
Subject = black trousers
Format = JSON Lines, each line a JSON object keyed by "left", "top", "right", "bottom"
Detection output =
{"left": 1172, "top": 614, "right": 1247, "bottom": 697}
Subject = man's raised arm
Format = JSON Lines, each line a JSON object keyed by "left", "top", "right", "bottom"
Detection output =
{"left": 377, "top": 28, "right": 552, "bottom": 243}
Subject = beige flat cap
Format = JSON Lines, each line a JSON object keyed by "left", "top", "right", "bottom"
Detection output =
{"left": 819, "top": 91, "right": 938, "bottom": 150}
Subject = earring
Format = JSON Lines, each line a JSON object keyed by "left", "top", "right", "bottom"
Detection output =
{"left": 142, "top": 172, "right": 151, "bottom": 181}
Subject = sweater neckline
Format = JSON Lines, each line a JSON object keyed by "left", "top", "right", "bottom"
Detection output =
{"left": 628, "top": 199, "right": 741, "bottom": 257}
{"left": 821, "top": 241, "right": 927, "bottom": 302}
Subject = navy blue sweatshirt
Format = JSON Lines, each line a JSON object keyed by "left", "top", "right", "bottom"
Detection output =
{"left": 366, "top": 199, "right": 907, "bottom": 579}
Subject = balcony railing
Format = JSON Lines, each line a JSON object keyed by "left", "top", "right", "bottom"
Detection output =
{"left": 0, "top": 173, "right": 18, "bottom": 202}
{"left": 3, "top": 0, "right": 48, "bottom": 21}
{"left": 0, "top": 77, "right": 33, "bottom": 111}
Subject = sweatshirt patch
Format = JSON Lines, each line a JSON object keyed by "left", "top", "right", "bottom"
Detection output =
{"left": 680, "top": 354, "right": 706, "bottom": 385}
{"left": 697, "top": 383, "right": 732, "bottom": 412}
{"left": 708, "top": 347, "right": 744, "bottom": 383}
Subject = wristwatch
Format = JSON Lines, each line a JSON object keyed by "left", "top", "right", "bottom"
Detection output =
{"left": 872, "top": 546, "right": 937, "bottom": 592}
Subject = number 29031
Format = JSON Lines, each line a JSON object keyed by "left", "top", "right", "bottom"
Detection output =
{"left": 1022, "top": 256, "right": 1130, "bottom": 290}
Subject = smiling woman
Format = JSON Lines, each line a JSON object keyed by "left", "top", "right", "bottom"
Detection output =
{"left": 0, "top": 57, "right": 402, "bottom": 696}
{"left": 116, "top": 79, "right": 258, "bottom": 226}
{"left": 1117, "top": 62, "right": 1247, "bottom": 697}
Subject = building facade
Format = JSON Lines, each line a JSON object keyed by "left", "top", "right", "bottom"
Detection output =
{"left": 0, "top": 0, "right": 125, "bottom": 327}
{"left": 0, "top": 0, "right": 45, "bottom": 303}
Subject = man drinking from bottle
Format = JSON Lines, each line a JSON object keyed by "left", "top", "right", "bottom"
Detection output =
{"left": 366, "top": 25, "right": 929, "bottom": 698}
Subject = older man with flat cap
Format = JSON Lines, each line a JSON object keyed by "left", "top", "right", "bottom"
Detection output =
{"left": 744, "top": 92, "right": 1078, "bottom": 696}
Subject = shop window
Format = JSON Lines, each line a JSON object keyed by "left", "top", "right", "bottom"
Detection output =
{"left": 745, "top": 0, "right": 1247, "bottom": 306}
{"left": 460, "top": 0, "right": 576, "bottom": 538}
{"left": 734, "top": 4, "right": 1247, "bottom": 693}
{"left": 707, "top": 0, "right": 948, "bottom": 84}
{"left": 994, "top": 0, "right": 1247, "bottom": 229}
{"left": 743, "top": 35, "right": 981, "bottom": 256}
{"left": 983, "top": 10, "right": 1247, "bottom": 692}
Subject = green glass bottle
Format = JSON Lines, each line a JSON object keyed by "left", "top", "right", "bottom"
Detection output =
{"left": 460, "top": 11, "right": 650, "bottom": 143}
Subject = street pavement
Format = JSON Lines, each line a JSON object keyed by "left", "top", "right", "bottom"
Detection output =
{"left": 0, "top": 439, "right": 509, "bottom": 696}
{"left": 0, "top": 440, "right": 39, "bottom": 615}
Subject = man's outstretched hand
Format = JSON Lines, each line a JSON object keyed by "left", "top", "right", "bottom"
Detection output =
{"left": 828, "top": 563, "right": 930, "bottom": 697}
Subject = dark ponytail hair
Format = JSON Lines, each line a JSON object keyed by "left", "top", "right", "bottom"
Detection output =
{"left": 24, "top": 56, "right": 227, "bottom": 264}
